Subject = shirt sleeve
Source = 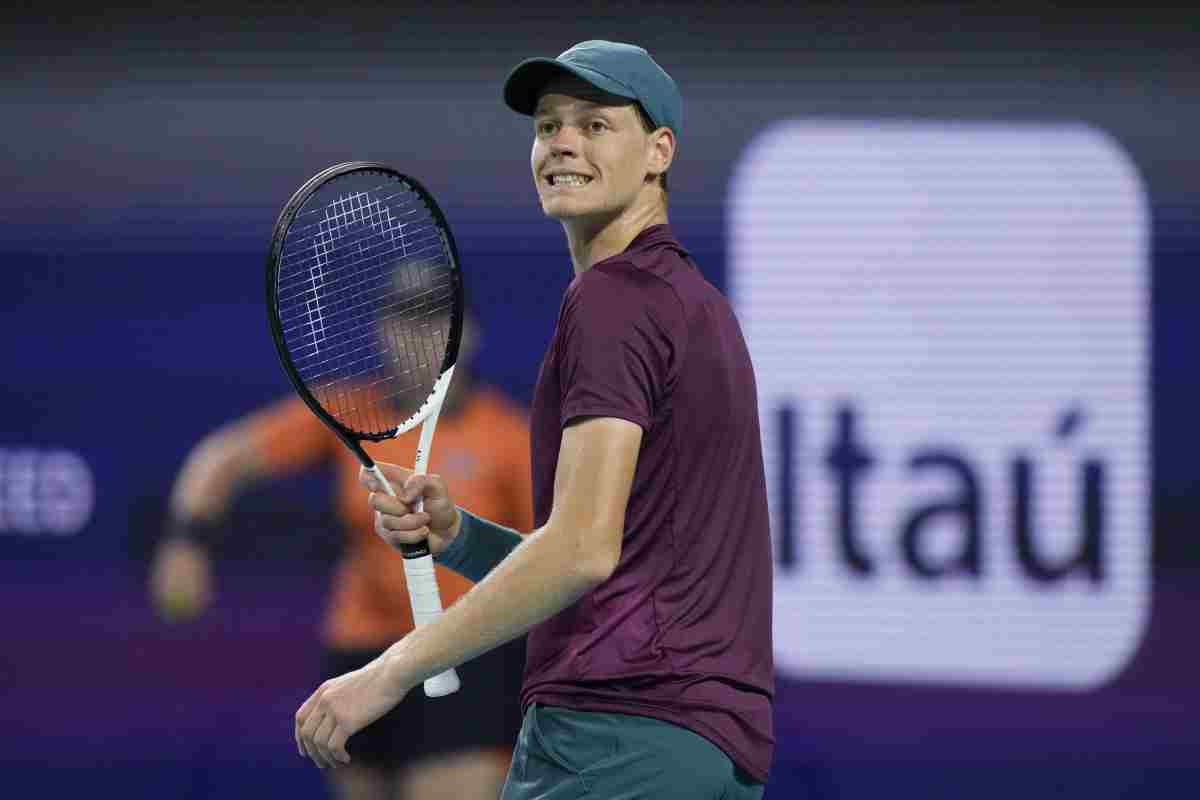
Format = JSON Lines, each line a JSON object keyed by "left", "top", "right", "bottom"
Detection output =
{"left": 558, "top": 269, "right": 679, "bottom": 431}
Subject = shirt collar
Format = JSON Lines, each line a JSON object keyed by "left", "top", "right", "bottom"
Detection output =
{"left": 623, "top": 223, "right": 678, "bottom": 254}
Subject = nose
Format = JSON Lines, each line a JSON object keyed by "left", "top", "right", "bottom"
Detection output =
{"left": 548, "top": 125, "right": 580, "bottom": 159}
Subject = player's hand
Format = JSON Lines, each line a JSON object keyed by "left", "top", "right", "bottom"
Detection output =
{"left": 361, "top": 463, "right": 462, "bottom": 556}
{"left": 295, "top": 659, "right": 409, "bottom": 770}
{"left": 149, "top": 537, "right": 214, "bottom": 622}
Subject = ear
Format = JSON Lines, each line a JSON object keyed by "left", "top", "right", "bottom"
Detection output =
{"left": 645, "top": 126, "right": 675, "bottom": 182}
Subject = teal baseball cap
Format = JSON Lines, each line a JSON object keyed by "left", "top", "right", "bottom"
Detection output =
{"left": 503, "top": 40, "right": 682, "bottom": 137}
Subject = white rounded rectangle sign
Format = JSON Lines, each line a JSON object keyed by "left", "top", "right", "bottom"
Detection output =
{"left": 729, "top": 121, "right": 1149, "bottom": 690}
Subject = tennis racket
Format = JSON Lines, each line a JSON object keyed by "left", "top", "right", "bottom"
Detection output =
{"left": 266, "top": 161, "right": 463, "bottom": 697}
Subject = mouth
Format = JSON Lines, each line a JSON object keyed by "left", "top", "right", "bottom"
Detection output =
{"left": 543, "top": 172, "right": 594, "bottom": 189}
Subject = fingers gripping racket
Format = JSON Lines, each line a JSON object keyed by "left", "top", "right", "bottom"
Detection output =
{"left": 266, "top": 161, "right": 463, "bottom": 697}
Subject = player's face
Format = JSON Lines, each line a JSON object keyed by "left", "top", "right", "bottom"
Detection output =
{"left": 531, "top": 76, "right": 655, "bottom": 224}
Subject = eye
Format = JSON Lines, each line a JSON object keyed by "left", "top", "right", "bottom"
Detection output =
{"left": 536, "top": 120, "right": 557, "bottom": 137}
{"left": 588, "top": 119, "right": 608, "bottom": 134}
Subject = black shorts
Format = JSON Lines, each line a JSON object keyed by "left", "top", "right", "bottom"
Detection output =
{"left": 320, "top": 635, "right": 526, "bottom": 771}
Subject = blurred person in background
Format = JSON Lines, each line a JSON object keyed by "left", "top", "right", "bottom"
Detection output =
{"left": 149, "top": 311, "right": 530, "bottom": 800}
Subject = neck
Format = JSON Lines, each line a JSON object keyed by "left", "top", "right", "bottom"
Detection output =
{"left": 561, "top": 191, "right": 668, "bottom": 276}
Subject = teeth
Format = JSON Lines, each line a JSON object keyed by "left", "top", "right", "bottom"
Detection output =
{"left": 551, "top": 174, "right": 591, "bottom": 186}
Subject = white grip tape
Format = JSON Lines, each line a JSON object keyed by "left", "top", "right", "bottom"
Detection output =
{"left": 403, "top": 553, "right": 446, "bottom": 628}
{"left": 402, "top": 554, "right": 461, "bottom": 697}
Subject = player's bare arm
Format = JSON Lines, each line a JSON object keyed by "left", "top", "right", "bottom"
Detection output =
{"left": 294, "top": 415, "right": 641, "bottom": 767}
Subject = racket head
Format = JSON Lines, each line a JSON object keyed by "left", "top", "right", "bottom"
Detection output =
{"left": 266, "top": 162, "right": 465, "bottom": 454}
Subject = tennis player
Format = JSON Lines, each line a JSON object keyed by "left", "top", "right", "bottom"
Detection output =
{"left": 152, "top": 313, "right": 529, "bottom": 800}
{"left": 295, "top": 40, "right": 774, "bottom": 798}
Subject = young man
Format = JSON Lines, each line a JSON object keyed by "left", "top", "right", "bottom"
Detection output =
{"left": 295, "top": 40, "right": 774, "bottom": 798}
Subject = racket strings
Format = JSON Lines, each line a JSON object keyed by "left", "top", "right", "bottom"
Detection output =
{"left": 274, "top": 175, "right": 455, "bottom": 437}
{"left": 276, "top": 219, "right": 445, "bottom": 302}
{"left": 280, "top": 280, "right": 451, "bottom": 363}
{"left": 276, "top": 246, "right": 448, "bottom": 341}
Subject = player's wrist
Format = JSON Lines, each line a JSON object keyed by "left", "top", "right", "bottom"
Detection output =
{"left": 433, "top": 509, "right": 520, "bottom": 582}
{"left": 378, "top": 639, "right": 422, "bottom": 699}
{"left": 445, "top": 506, "right": 463, "bottom": 542}
{"left": 434, "top": 507, "right": 472, "bottom": 564}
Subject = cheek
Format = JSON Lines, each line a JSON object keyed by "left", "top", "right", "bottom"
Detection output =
{"left": 615, "top": 148, "right": 645, "bottom": 189}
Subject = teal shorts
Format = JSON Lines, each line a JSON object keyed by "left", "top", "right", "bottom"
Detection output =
{"left": 500, "top": 703, "right": 764, "bottom": 800}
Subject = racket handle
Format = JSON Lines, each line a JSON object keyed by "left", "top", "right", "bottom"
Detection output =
{"left": 401, "top": 554, "right": 462, "bottom": 697}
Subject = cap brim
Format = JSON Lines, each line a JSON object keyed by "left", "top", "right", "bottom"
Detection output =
{"left": 503, "top": 58, "right": 637, "bottom": 116}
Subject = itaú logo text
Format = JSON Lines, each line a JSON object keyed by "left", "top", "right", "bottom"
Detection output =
{"left": 772, "top": 403, "right": 1108, "bottom": 584}
{"left": 729, "top": 120, "right": 1149, "bottom": 689}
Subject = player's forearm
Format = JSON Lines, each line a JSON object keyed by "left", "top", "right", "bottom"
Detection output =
{"left": 380, "top": 521, "right": 605, "bottom": 692}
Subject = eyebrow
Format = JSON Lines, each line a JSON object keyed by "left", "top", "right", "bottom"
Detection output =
{"left": 533, "top": 98, "right": 622, "bottom": 117}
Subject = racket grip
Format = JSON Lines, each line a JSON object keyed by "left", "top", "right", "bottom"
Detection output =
{"left": 401, "top": 554, "right": 462, "bottom": 697}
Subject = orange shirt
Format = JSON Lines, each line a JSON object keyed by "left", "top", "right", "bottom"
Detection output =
{"left": 246, "top": 387, "right": 533, "bottom": 650}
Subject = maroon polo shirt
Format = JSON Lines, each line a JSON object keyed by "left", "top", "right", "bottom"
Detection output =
{"left": 522, "top": 224, "right": 775, "bottom": 782}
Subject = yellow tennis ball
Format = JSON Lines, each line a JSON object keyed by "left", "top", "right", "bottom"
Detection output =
{"left": 159, "top": 588, "right": 201, "bottom": 623}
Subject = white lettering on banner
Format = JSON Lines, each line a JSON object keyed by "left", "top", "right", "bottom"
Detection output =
{"left": 729, "top": 121, "right": 1149, "bottom": 690}
{"left": 0, "top": 448, "right": 94, "bottom": 536}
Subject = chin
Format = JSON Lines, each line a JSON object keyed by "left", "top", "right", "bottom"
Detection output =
{"left": 541, "top": 197, "right": 592, "bottom": 221}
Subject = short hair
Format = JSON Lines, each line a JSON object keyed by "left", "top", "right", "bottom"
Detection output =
{"left": 634, "top": 103, "right": 669, "bottom": 194}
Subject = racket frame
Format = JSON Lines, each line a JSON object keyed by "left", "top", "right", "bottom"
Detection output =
{"left": 265, "top": 161, "right": 465, "bottom": 697}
